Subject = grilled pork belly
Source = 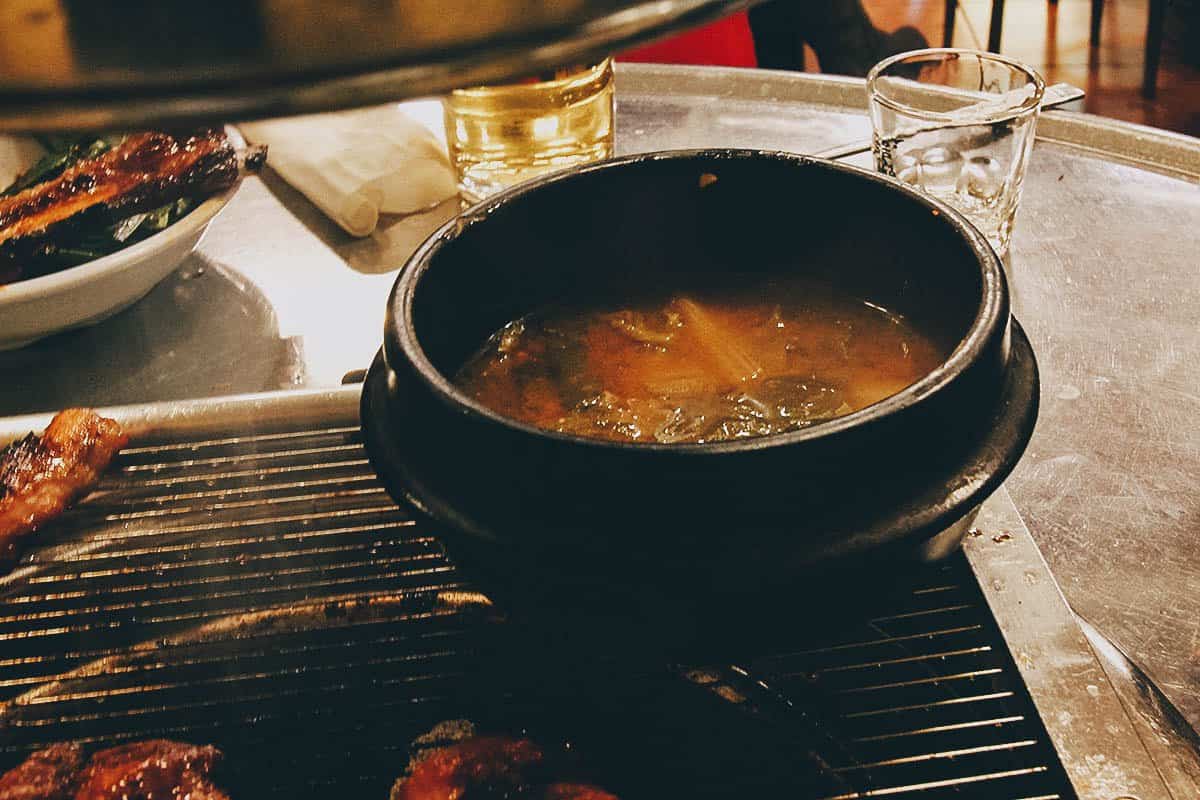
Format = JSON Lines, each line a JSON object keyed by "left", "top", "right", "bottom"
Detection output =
{"left": 73, "top": 741, "right": 228, "bottom": 800}
{"left": 0, "top": 741, "right": 229, "bottom": 800}
{"left": 392, "top": 736, "right": 545, "bottom": 800}
{"left": 1, "top": 131, "right": 231, "bottom": 245}
{"left": 391, "top": 735, "right": 621, "bottom": 800}
{"left": 0, "top": 744, "right": 84, "bottom": 800}
{"left": 0, "top": 130, "right": 264, "bottom": 284}
{"left": 0, "top": 409, "right": 127, "bottom": 563}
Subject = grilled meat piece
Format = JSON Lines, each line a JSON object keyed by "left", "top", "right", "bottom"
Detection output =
{"left": 0, "top": 131, "right": 242, "bottom": 246}
{"left": 0, "top": 409, "right": 127, "bottom": 563}
{"left": 73, "top": 741, "right": 228, "bottom": 800}
{"left": 391, "top": 737, "right": 546, "bottom": 800}
{"left": 391, "top": 736, "right": 622, "bottom": 800}
{"left": 0, "top": 130, "right": 264, "bottom": 284}
{"left": 0, "top": 741, "right": 227, "bottom": 800}
{"left": 0, "top": 744, "right": 84, "bottom": 800}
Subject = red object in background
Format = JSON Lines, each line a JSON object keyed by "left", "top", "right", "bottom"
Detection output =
{"left": 619, "top": 13, "right": 757, "bottom": 68}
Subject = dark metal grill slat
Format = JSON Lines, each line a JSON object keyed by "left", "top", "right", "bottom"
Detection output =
{"left": 761, "top": 623, "right": 989, "bottom": 661}
{"left": 117, "top": 428, "right": 363, "bottom": 458}
{"left": 95, "top": 473, "right": 383, "bottom": 508}
{"left": 98, "top": 458, "right": 375, "bottom": 492}
{"left": 15, "top": 516, "right": 418, "bottom": 571}
{"left": 11, "top": 537, "right": 439, "bottom": 598}
{"left": 0, "top": 425, "right": 1074, "bottom": 799}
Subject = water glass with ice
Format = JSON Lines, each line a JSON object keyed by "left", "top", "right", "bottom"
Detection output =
{"left": 867, "top": 48, "right": 1045, "bottom": 256}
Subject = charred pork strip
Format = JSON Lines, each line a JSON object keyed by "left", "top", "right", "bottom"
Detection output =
{"left": 0, "top": 744, "right": 84, "bottom": 800}
{"left": 0, "top": 130, "right": 264, "bottom": 284}
{"left": 391, "top": 737, "right": 546, "bottom": 800}
{"left": 0, "top": 130, "right": 250, "bottom": 246}
{"left": 0, "top": 409, "right": 127, "bottom": 564}
{"left": 73, "top": 741, "right": 229, "bottom": 800}
{"left": 391, "top": 736, "right": 624, "bottom": 800}
{"left": 0, "top": 741, "right": 231, "bottom": 800}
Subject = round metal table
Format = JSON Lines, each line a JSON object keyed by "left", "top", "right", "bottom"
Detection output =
{"left": 3, "top": 63, "right": 1200, "bottom": 729}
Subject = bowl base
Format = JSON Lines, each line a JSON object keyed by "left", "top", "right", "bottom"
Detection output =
{"left": 0, "top": 289, "right": 152, "bottom": 350}
{"left": 361, "top": 322, "right": 1037, "bottom": 579}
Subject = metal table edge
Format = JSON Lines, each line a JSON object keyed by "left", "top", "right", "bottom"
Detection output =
{"left": 614, "top": 63, "right": 1200, "bottom": 180}
{"left": 967, "top": 490, "right": 1192, "bottom": 800}
{"left": 0, "top": 385, "right": 362, "bottom": 445}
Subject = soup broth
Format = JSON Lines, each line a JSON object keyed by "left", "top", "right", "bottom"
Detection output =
{"left": 454, "top": 278, "right": 949, "bottom": 444}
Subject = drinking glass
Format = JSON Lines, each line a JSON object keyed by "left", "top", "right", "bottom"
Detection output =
{"left": 867, "top": 48, "right": 1045, "bottom": 255}
{"left": 442, "top": 59, "right": 615, "bottom": 204}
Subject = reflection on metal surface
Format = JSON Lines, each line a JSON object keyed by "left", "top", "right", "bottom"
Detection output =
{"left": 0, "top": 386, "right": 360, "bottom": 446}
{"left": 1078, "top": 616, "right": 1200, "bottom": 799}
{"left": 0, "top": 260, "right": 301, "bottom": 416}
{"left": 966, "top": 495, "right": 1176, "bottom": 799}
{"left": 617, "top": 64, "right": 1200, "bottom": 177}
{"left": 0, "top": 0, "right": 751, "bottom": 131}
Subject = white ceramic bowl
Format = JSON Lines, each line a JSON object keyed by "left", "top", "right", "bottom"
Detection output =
{"left": 0, "top": 129, "right": 243, "bottom": 350}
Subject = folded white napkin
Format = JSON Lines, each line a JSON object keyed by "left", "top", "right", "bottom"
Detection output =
{"left": 0, "top": 137, "right": 47, "bottom": 191}
{"left": 240, "top": 102, "right": 456, "bottom": 237}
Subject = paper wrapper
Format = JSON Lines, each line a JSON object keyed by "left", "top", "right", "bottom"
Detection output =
{"left": 240, "top": 104, "right": 456, "bottom": 237}
{"left": 0, "top": 137, "right": 48, "bottom": 191}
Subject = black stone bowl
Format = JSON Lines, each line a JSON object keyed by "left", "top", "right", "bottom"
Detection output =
{"left": 362, "top": 150, "right": 1038, "bottom": 657}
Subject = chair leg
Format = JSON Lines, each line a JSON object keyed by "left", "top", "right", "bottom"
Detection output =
{"left": 1090, "top": 0, "right": 1104, "bottom": 46}
{"left": 943, "top": 0, "right": 958, "bottom": 47}
{"left": 1143, "top": 0, "right": 1166, "bottom": 98}
{"left": 988, "top": 0, "right": 1005, "bottom": 52}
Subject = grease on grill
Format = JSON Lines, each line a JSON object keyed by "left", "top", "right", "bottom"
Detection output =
{"left": 391, "top": 722, "right": 617, "bottom": 800}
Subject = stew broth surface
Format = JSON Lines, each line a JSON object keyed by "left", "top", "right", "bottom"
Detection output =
{"left": 454, "top": 278, "right": 948, "bottom": 444}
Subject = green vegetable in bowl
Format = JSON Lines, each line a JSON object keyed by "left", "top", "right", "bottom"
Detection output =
{"left": 0, "top": 129, "right": 262, "bottom": 285}
{"left": 2, "top": 136, "right": 197, "bottom": 272}
{"left": 2, "top": 136, "right": 112, "bottom": 198}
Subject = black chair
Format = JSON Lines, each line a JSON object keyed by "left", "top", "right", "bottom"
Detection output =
{"left": 942, "top": 0, "right": 1168, "bottom": 98}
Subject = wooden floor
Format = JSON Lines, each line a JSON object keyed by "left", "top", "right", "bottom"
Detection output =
{"left": 856, "top": 0, "right": 1200, "bottom": 135}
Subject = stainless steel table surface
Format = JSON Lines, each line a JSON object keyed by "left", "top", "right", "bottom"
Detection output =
{"left": 4, "top": 63, "right": 1200, "bottom": 729}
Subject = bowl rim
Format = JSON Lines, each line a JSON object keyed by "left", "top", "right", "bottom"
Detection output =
{"left": 0, "top": 125, "right": 244, "bottom": 304}
{"left": 389, "top": 148, "right": 1007, "bottom": 455}
{"left": 865, "top": 47, "right": 1047, "bottom": 125}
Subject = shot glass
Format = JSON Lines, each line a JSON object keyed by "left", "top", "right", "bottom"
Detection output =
{"left": 867, "top": 48, "right": 1045, "bottom": 256}
{"left": 442, "top": 59, "right": 615, "bottom": 205}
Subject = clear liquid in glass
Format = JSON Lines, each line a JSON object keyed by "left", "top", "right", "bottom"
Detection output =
{"left": 443, "top": 59, "right": 615, "bottom": 204}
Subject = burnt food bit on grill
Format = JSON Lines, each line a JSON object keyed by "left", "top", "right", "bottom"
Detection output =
{"left": 0, "top": 743, "right": 85, "bottom": 800}
{"left": 391, "top": 733, "right": 620, "bottom": 800}
{"left": 0, "top": 129, "right": 266, "bottom": 285}
{"left": 0, "top": 409, "right": 127, "bottom": 564}
{"left": 391, "top": 736, "right": 546, "bottom": 799}
{"left": 73, "top": 740, "right": 229, "bottom": 800}
{"left": 541, "top": 784, "right": 620, "bottom": 800}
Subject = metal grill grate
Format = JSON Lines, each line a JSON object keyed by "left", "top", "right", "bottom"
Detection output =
{"left": 0, "top": 424, "right": 1075, "bottom": 798}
